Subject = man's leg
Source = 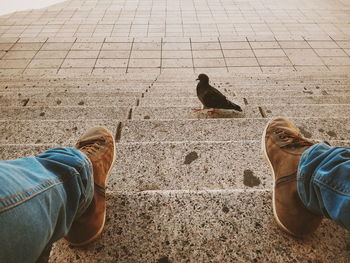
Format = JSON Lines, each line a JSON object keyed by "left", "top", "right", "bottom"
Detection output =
{"left": 0, "top": 126, "right": 116, "bottom": 263}
{"left": 0, "top": 147, "right": 94, "bottom": 263}
{"left": 297, "top": 143, "right": 350, "bottom": 230}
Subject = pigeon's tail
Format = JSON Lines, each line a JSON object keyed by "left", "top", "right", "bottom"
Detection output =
{"left": 225, "top": 100, "right": 243, "bottom": 112}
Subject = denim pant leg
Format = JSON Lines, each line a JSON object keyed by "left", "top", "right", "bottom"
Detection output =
{"left": 0, "top": 147, "right": 94, "bottom": 263}
{"left": 297, "top": 142, "right": 350, "bottom": 231}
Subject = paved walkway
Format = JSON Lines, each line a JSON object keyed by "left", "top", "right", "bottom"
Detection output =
{"left": 0, "top": 0, "right": 350, "bottom": 76}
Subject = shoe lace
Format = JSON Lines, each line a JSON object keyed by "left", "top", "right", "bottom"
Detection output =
{"left": 78, "top": 140, "right": 104, "bottom": 155}
{"left": 273, "top": 129, "right": 313, "bottom": 148}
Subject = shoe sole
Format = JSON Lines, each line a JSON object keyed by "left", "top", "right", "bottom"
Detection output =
{"left": 261, "top": 119, "right": 295, "bottom": 236}
{"left": 68, "top": 126, "right": 117, "bottom": 247}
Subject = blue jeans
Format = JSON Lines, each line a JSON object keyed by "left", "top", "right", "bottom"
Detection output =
{"left": 298, "top": 142, "right": 350, "bottom": 230}
{"left": 0, "top": 147, "right": 94, "bottom": 263}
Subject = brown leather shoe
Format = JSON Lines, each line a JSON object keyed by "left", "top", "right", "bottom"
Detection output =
{"left": 262, "top": 117, "right": 322, "bottom": 237}
{"left": 65, "top": 126, "right": 116, "bottom": 246}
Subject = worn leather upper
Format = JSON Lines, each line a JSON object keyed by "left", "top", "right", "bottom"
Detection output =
{"left": 65, "top": 126, "right": 115, "bottom": 246}
{"left": 264, "top": 118, "right": 322, "bottom": 237}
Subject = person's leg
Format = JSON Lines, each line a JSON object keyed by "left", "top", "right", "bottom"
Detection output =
{"left": 0, "top": 126, "right": 116, "bottom": 263}
{"left": 297, "top": 142, "right": 350, "bottom": 230}
{"left": 0, "top": 147, "right": 94, "bottom": 263}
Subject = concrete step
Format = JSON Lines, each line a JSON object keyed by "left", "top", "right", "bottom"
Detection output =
{"left": 143, "top": 88, "right": 350, "bottom": 97}
{"left": 132, "top": 106, "right": 258, "bottom": 119}
{"left": 131, "top": 104, "right": 350, "bottom": 120}
{"left": 50, "top": 190, "right": 348, "bottom": 263}
{"left": 2, "top": 140, "right": 349, "bottom": 192}
{"left": 138, "top": 96, "right": 350, "bottom": 107}
{"left": 121, "top": 117, "right": 350, "bottom": 142}
{"left": 262, "top": 104, "right": 350, "bottom": 118}
{"left": 0, "top": 120, "right": 118, "bottom": 145}
{"left": 1, "top": 73, "right": 348, "bottom": 83}
{"left": 0, "top": 90, "right": 143, "bottom": 98}
{"left": 0, "top": 96, "right": 138, "bottom": 107}
{"left": 0, "top": 106, "right": 130, "bottom": 120}
{"left": 151, "top": 82, "right": 350, "bottom": 90}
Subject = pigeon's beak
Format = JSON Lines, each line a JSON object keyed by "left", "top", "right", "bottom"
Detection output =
{"left": 196, "top": 78, "right": 199, "bottom": 81}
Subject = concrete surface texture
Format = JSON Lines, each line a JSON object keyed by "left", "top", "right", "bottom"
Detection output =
{"left": 0, "top": 0, "right": 350, "bottom": 262}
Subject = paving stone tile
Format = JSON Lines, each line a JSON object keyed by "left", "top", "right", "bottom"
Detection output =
{"left": 27, "top": 59, "right": 63, "bottom": 68}
{"left": 285, "top": 49, "right": 324, "bottom": 66}
{"left": 76, "top": 37, "right": 105, "bottom": 43}
{"left": 162, "top": 50, "right": 191, "bottom": 59}
{"left": 98, "top": 50, "right": 129, "bottom": 59}
{"left": 47, "top": 37, "right": 77, "bottom": 42}
{"left": 57, "top": 68, "right": 93, "bottom": 75}
{"left": 2, "top": 50, "right": 36, "bottom": 59}
{"left": 227, "top": 67, "right": 262, "bottom": 73}
{"left": 226, "top": 57, "right": 259, "bottom": 67}
{"left": 105, "top": 37, "right": 134, "bottom": 42}
{"left": 71, "top": 42, "right": 103, "bottom": 50}
{"left": 132, "top": 42, "right": 161, "bottom": 50}
{"left": 335, "top": 41, "right": 350, "bottom": 48}
{"left": 23, "top": 68, "right": 58, "bottom": 75}
{"left": 61, "top": 58, "right": 96, "bottom": 68}
{"left": 192, "top": 50, "right": 223, "bottom": 58}
{"left": 294, "top": 66, "right": 329, "bottom": 72}
{"left": 278, "top": 41, "right": 310, "bottom": 49}
{"left": 328, "top": 66, "right": 350, "bottom": 72}
{"left": 126, "top": 68, "right": 160, "bottom": 76}
{"left": 66, "top": 50, "right": 99, "bottom": 59}
{"left": 130, "top": 50, "right": 161, "bottom": 58}
{"left": 307, "top": 41, "right": 339, "bottom": 49}
{"left": 0, "top": 69, "right": 24, "bottom": 75}
{"left": 0, "top": 59, "right": 30, "bottom": 68}
{"left": 34, "top": 50, "right": 68, "bottom": 59}
{"left": 257, "top": 57, "right": 292, "bottom": 66}
{"left": 41, "top": 42, "right": 73, "bottom": 51}
{"left": 95, "top": 58, "right": 128, "bottom": 67}
{"left": 92, "top": 68, "right": 127, "bottom": 75}
{"left": 0, "top": 38, "right": 18, "bottom": 43}
{"left": 18, "top": 37, "right": 48, "bottom": 43}
{"left": 162, "top": 59, "right": 193, "bottom": 68}
{"left": 10, "top": 43, "right": 43, "bottom": 51}
{"left": 162, "top": 42, "right": 191, "bottom": 50}
{"left": 314, "top": 49, "right": 347, "bottom": 57}
{"left": 102, "top": 42, "right": 132, "bottom": 50}
{"left": 193, "top": 58, "right": 225, "bottom": 67}
{"left": 191, "top": 42, "right": 221, "bottom": 50}
{"left": 0, "top": 43, "right": 14, "bottom": 50}
{"left": 220, "top": 41, "right": 251, "bottom": 49}
{"left": 249, "top": 41, "right": 279, "bottom": 49}
{"left": 222, "top": 49, "right": 254, "bottom": 57}
{"left": 321, "top": 57, "right": 350, "bottom": 65}
{"left": 261, "top": 67, "right": 296, "bottom": 73}
{"left": 128, "top": 58, "right": 160, "bottom": 68}
{"left": 253, "top": 49, "right": 286, "bottom": 57}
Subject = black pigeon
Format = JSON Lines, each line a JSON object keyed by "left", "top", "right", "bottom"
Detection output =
{"left": 196, "top": 73, "right": 242, "bottom": 112}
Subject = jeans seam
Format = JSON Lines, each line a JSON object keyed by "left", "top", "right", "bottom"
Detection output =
{"left": 0, "top": 180, "right": 64, "bottom": 213}
{"left": 314, "top": 178, "right": 350, "bottom": 196}
{"left": 0, "top": 177, "right": 63, "bottom": 203}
